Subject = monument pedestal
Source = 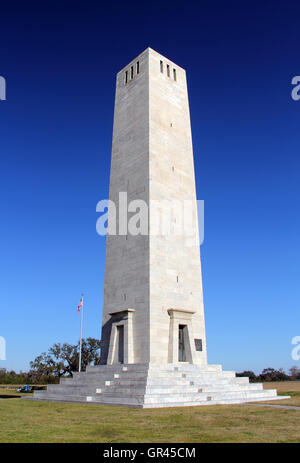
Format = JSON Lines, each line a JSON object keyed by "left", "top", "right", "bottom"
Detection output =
{"left": 29, "top": 364, "right": 289, "bottom": 408}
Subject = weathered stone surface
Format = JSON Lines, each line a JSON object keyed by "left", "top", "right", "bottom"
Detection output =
{"left": 100, "top": 47, "right": 207, "bottom": 366}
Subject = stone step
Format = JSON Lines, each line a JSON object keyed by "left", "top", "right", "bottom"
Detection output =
{"left": 179, "top": 371, "right": 236, "bottom": 379}
{"left": 85, "top": 365, "right": 180, "bottom": 374}
{"left": 86, "top": 364, "right": 223, "bottom": 374}
{"left": 63, "top": 379, "right": 252, "bottom": 392}
{"left": 63, "top": 374, "right": 188, "bottom": 386}
{"left": 86, "top": 364, "right": 147, "bottom": 372}
{"left": 46, "top": 385, "right": 100, "bottom": 394}
{"left": 87, "top": 395, "right": 145, "bottom": 405}
{"left": 92, "top": 388, "right": 277, "bottom": 404}
{"left": 63, "top": 382, "right": 264, "bottom": 396}
{"left": 72, "top": 369, "right": 238, "bottom": 384}
{"left": 184, "top": 377, "right": 247, "bottom": 385}
{"left": 32, "top": 393, "right": 90, "bottom": 402}
{"left": 173, "top": 364, "right": 222, "bottom": 372}
{"left": 28, "top": 393, "right": 283, "bottom": 408}
{"left": 229, "top": 377, "right": 249, "bottom": 384}
{"left": 199, "top": 384, "right": 263, "bottom": 393}
{"left": 86, "top": 371, "right": 185, "bottom": 380}
{"left": 72, "top": 372, "right": 127, "bottom": 380}
{"left": 29, "top": 390, "right": 287, "bottom": 408}
{"left": 59, "top": 378, "right": 119, "bottom": 387}
{"left": 118, "top": 378, "right": 190, "bottom": 386}
{"left": 61, "top": 378, "right": 238, "bottom": 389}
{"left": 46, "top": 382, "right": 264, "bottom": 396}
{"left": 211, "top": 390, "right": 277, "bottom": 400}
{"left": 88, "top": 393, "right": 208, "bottom": 406}
{"left": 84, "top": 368, "right": 228, "bottom": 379}
{"left": 45, "top": 385, "right": 197, "bottom": 396}
{"left": 106, "top": 386, "right": 201, "bottom": 394}
{"left": 141, "top": 394, "right": 284, "bottom": 408}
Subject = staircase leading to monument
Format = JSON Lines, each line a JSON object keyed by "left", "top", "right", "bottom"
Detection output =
{"left": 28, "top": 364, "right": 289, "bottom": 408}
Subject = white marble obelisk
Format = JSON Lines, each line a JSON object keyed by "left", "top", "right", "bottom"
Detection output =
{"left": 31, "top": 50, "right": 286, "bottom": 407}
{"left": 100, "top": 47, "right": 207, "bottom": 367}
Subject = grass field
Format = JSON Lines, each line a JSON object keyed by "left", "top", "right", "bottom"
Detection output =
{"left": 262, "top": 381, "right": 300, "bottom": 407}
{"left": 0, "top": 382, "right": 299, "bottom": 443}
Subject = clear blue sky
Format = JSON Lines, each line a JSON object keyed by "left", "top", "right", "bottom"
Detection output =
{"left": 0, "top": 1, "right": 299, "bottom": 374}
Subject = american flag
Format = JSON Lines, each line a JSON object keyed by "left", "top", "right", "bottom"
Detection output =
{"left": 77, "top": 295, "right": 83, "bottom": 313}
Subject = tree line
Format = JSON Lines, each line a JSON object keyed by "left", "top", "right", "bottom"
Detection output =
{"left": 237, "top": 367, "right": 300, "bottom": 382}
{"left": 0, "top": 337, "right": 101, "bottom": 384}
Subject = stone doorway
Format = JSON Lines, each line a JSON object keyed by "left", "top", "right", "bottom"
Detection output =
{"left": 117, "top": 325, "right": 124, "bottom": 364}
{"left": 178, "top": 325, "right": 187, "bottom": 362}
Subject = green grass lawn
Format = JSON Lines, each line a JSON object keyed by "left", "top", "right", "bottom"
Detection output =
{"left": 0, "top": 382, "right": 299, "bottom": 443}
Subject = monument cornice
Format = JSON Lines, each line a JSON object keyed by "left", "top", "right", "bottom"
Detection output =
{"left": 167, "top": 308, "right": 195, "bottom": 319}
{"left": 109, "top": 308, "right": 135, "bottom": 317}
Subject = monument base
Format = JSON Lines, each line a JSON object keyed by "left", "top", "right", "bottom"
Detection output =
{"left": 26, "top": 363, "right": 289, "bottom": 408}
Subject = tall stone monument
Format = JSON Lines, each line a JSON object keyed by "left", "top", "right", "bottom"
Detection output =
{"left": 100, "top": 47, "right": 206, "bottom": 368}
{"left": 31, "top": 48, "right": 288, "bottom": 407}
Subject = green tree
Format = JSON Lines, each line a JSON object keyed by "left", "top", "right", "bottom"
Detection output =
{"left": 289, "top": 366, "right": 300, "bottom": 380}
{"left": 30, "top": 337, "right": 101, "bottom": 380}
{"left": 259, "top": 367, "right": 289, "bottom": 382}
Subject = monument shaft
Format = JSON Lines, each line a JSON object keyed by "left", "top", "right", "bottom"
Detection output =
{"left": 100, "top": 48, "right": 207, "bottom": 366}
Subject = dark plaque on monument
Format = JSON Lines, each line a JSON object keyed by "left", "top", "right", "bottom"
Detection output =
{"left": 194, "top": 338, "right": 203, "bottom": 351}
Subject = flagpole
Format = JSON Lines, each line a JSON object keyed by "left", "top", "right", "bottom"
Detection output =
{"left": 79, "top": 293, "right": 84, "bottom": 372}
